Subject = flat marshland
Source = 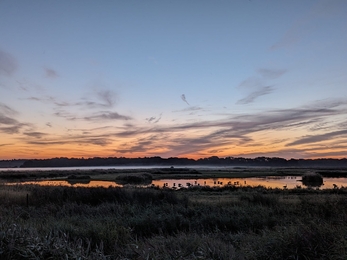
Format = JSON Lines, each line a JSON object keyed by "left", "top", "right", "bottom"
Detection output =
{"left": 0, "top": 167, "right": 324, "bottom": 182}
{"left": 1, "top": 180, "right": 347, "bottom": 259}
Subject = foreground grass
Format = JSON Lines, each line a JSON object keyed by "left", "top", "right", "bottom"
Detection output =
{"left": 0, "top": 184, "right": 347, "bottom": 259}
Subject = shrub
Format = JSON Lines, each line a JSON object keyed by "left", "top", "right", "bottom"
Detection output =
{"left": 115, "top": 172, "right": 152, "bottom": 185}
{"left": 302, "top": 172, "right": 323, "bottom": 187}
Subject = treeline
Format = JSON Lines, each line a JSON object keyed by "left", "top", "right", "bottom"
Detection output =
{"left": 1, "top": 156, "right": 347, "bottom": 168}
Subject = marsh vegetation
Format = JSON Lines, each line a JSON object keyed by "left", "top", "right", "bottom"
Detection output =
{"left": 301, "top": 172, "right": 324, "bottom": 187}
{"left": 1, "top": 166, "right": 341, "bottom": 182}
{"left": 3, "top": 167, "right": 347, "bottom": 189}
{"left": 114, "top": 172, "right": 153, "bottom": 185}
{"left": 0, "top": 167, "right": 304, "bottom": 181}
{"left": 1, "top": 182, "right": 347, "bottom": 259}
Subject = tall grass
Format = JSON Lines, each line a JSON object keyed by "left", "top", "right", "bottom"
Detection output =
{"left": 0, "top": 183, "right": 346, "bottom": 259}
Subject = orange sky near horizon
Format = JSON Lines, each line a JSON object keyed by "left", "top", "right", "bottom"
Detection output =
{"left": 1, "top": 130, "right": 346, "bottom": 160}
{"left": 1, "top": 1, "right": 347, "bottom": 160}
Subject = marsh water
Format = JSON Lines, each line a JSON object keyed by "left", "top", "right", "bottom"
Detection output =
{"left": 2, "top": 166, "right": 347, "bottom": 189}
{"left": 12, "top": 176, "right": 347, "bottom": 189}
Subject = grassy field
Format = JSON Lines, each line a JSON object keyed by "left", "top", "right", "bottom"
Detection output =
{"left": 1, "top": 182, "right": 347, "bottom": 259}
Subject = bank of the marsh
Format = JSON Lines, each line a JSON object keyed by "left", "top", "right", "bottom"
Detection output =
{"left": 1, "top": 167, "right": 343, "bottom": 183}
{"left": 0, "top": 183, "right": 347, "bottom": 259}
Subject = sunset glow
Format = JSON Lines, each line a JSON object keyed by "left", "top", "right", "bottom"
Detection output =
{"left": 1, "top": 1, "right": 347, "bottom": 160}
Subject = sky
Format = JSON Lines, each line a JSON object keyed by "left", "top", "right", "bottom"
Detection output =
{"left": 1, "top": 0, "right": 347, "bottom": 160}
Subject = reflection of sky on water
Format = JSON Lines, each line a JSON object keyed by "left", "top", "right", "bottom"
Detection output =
{"left": 13, "top": 176, "right": 347, "bottom": 189}
{"left": 153, "top": 176, "right": 347, "bottom": 189}
{"left": 18, "top": 180, "right": 121, "bottom": 188}
{"left": 152, "top": 176, "right": 301, "bottom": 189}
{"left": 322, "top": 178, "right": 347, "bottom": 189}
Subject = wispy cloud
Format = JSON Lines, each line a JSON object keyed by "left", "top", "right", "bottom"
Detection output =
{"left": 238, "top": 76, "right": 262, "bottom": 89}
{"left": 116, "top": 135, "right": 162, "bottom": 154}
{"left": 29, "top": 137, "right": 114, "bottom": 147}
{"left": 54, "top": 110, "right": 78, "bottom": 121}
{"left": 29, "top": 89, "right": 118, "bottom": 109}
{"left": 67, "top": 125, "right": 114, "bottom": 133}
{"left": 0, "top": 103, "right": 18, "bottom": 116}
{"left": 26, "top": 89, "right": 131, "bottom": 123}
{"left": 257, "top": 68, "right": 286, "bottom": 79}
{"left": 237, "top": 86, "right": 274, "bottom": 105}
{"left": 0, "top": 49, "right": 18, "bottom": 76}
{"left": 44, "top": 68, "right": 59, "bottom": 78}
{"left": 0, "top": 125, "right": 24, "bottom": 134}
{"left": 159, "top": 134, "right": 235, "bottom": 157}
{"left": 96, "top": 89, "right": 117, "bottom": 108}
{"left": 25, "top": 134, "right": 113, "bottom": 147}
{"left": 173, "top": 106, "right": 203, "bottom": 113}
{"left": 146, "top": 113, "right": 162, "bottom": 124}
{"left": 27, "top": 97, "right": 42, "bottom": 102}
{"left": 235, "top": 148, "right": 311, "bottom": 160}
{"left": 237, "top": 68, "right": 286, "bottom": 104}
{"left": 0, "top": 103, "right": 27, "bottom": 134}
{"left": 23, "top": 131, "right": 47, "bottom": 139}
{"left": 54, "top": 109, "right": 131, "bottom": 122}
{"left": 181, "top": 94, "right": 190, "bottom": 105}
{"left": 113, "top": 99, "right": 346, "bottom": 154}
{"left": 74, "top": 89, "right": 117, "bottom": 109}
{"left": 286, "top": 129, "right": 347, "bottom": 147}
{"left": 146, "top": 117, "right": 156, "bottom": 123}
{"left": 11, "top": 95, "right": 347, "bottom": 158}
{"left": 84, "top": 111, "right": 131, "bottom": 121}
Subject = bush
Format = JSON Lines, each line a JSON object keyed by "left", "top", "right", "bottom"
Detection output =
{"left": 302, "top": 172, "right": 323, "bottom": 187}
{"left": 115, "top": 172, "right": 152, "bottom": 185}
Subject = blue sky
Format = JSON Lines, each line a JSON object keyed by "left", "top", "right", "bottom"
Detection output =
{"left": 1, "top": 0, "right": 347, "bottom": 159}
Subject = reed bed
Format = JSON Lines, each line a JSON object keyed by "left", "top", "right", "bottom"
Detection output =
{"left": 0, "top": 183, "right": 346, "bottom": 259}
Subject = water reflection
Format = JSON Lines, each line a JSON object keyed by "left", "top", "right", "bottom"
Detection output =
{"left": 152, "top": 176, "right": 301, "bottom": 189}
{"left": 67, "top": 179, "right": 91, "bottom": 185}
{"left": 13, "top": 176, "right": 347, "bottom": 189}
{"left": 16, "top": 180, "right": 121, "bottom": 188}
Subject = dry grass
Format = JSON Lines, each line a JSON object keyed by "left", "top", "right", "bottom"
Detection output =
{"left": 1, "top": 184, "right": 347, "bottom": 259}
{"left": 0, "top": 184, "right": 30, "bottom": 206}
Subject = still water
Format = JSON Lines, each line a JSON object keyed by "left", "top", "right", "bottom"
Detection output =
{"left": 13, "top": 176, "right": 347, "bottom": 189}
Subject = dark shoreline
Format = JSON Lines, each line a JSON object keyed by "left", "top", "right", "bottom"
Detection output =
{"left": 2, "top": 156, "right": 347, "bottom": 169}
{"left": 1, "top": 167, "right": 347, "bottom": 183}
